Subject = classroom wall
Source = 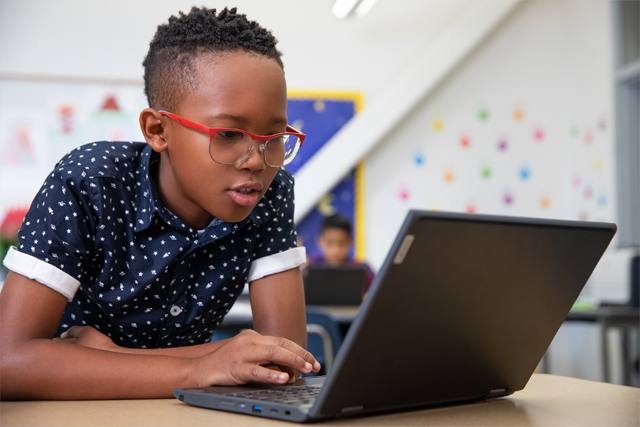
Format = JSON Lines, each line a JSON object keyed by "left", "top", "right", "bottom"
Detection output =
{"left": 363, "top": 0, "right": 615, "bottom": 270}
{"left": 0, "top": 0, "right": 475, "bottom": 96}
{"left": 359, "top": 0, "right": 619, "bottom": 384}
{"left": 0, "top": 0, "right": 478, "bottom": 222}
{"left": 1, "top": 1, "right": 616, "bottom": 261}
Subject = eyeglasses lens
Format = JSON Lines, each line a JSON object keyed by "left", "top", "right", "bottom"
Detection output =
{"left": 209, "top": 131, "right": 300, "bottom": 166}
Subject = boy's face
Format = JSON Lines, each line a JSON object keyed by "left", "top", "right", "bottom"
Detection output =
{"left": 317, "top": 228, "right": 352, "bottom": 266}
{"left": 155, "top": 52, "right": 287, "bottom": 227}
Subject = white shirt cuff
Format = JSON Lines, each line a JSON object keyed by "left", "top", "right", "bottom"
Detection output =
{"left": 3, "top": 247, "right": 80, "bottom": 301}
{"left": 247, "top": 247, "right": 306, "bottom": 282}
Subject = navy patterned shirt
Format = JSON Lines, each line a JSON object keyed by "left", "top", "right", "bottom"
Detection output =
{"left": 4, "top": 141, "right": 305, "bottom": 348}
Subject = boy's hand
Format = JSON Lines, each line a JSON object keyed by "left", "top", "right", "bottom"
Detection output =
{"left": 195, "top": 329, "right": 320, "bottom": 386}
{"left": 55, "top": 326, "right": 118, "bottom": 352}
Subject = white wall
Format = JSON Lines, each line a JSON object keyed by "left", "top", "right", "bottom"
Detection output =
{"left": 364, "top": 0, "right": 616, "bottom": 270}
{"left": 0, "top": 0, "right": 474, "bottom": 97}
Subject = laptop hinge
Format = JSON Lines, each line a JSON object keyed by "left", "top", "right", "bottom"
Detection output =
{"left": 487, "top": 388, "right": 508, "bottom": 399}
{"left": 341, "top": 405, "right": 364, "bottom": 415}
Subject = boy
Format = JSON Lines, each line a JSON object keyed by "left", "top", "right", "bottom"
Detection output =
{"left": 0, "top": 7, "right": 320, "bottom": 400}
{"left": 308, "top": 214, "right": 375, "bottom": 293}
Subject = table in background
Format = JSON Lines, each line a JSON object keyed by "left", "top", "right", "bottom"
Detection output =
{"left": 2, "top": 374, "right": 638, "bottom": 427}
{"left": 221, "top": 299, "right": 359, "bottom": 333}
{"left": 551, "top": 306, "right": 639, "bottom": 385}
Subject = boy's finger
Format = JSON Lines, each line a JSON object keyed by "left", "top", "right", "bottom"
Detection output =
{"left": 270, "top": 337, "right": 321, "bottom": 372}
{"left": 255, "top": 345, "right": 314, "bottom": 375}
{"left": 242, "top": 365, "right": 290, "bottom": 385}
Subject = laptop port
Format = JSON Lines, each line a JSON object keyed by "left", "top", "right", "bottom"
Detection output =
{"left": 270, "top": 409, "right": 279, "bottom": 414}
{"left": 252, "top": 405, "right": 262, "bottom": 413}
{"left": 285, "top": 410, "right": 291, "bottom": 416}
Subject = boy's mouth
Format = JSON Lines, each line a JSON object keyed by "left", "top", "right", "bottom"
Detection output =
{"left": 228, "top": 182, "right": 263, "bottom": 207}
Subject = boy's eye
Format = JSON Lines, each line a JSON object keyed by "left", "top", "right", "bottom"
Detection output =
{"left": 268, "top": 135, "right": 285, "bottom": 143}
{"left": 215, "top": 130, "right": 245, "bottom": 142}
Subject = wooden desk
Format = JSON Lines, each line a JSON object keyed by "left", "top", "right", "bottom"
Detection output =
{"left": 2, "top": 374, "right": 638, "bottom": 426}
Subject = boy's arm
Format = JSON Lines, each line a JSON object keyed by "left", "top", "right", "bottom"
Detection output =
{"left": 249, "top": 267, "right": 308, "bottom": 379}
{"left": 0, "top": 271, "right": 317, "bottom": 400}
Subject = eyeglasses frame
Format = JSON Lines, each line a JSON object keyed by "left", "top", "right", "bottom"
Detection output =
{"left": 158, "top": 110, "right": 305, "bottom": 167}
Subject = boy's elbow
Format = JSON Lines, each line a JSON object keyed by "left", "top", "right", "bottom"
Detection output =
{"left": 0, "top": 340, "right": 40, "bottom": 400}
{"left": 0, "top": 349, "right": 24, "bottom": 400}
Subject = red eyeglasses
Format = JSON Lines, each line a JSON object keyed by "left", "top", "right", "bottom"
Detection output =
{"left": 159, "top": 110, "right": 305, "bottom": 167}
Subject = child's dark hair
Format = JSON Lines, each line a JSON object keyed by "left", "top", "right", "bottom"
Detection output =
{"left": 320, "top": 214, "right": 352, "bottom": 236}
{"left": 142, "top": 6, "right": 283, "bottom": 111}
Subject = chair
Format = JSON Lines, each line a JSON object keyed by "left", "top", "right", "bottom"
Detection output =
{"left": 305, "top": 307, "right": 344, "bottom": 376}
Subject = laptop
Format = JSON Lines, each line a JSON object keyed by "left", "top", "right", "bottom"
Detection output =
{"left": 304, "top": 265, "right": 366, "bottom": 306}
{"left": 174, "top": 210, "right": 616, "bottom": 422}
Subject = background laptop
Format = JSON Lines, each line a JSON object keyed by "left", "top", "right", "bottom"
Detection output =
{"left": 175, "top": 210, "right": 616, "bottom": 422}
{"left": 304, "top": 265, "right": 366, "bottom": 306}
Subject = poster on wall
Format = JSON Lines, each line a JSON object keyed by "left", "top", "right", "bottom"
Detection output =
{"left": 285, "top": 92, "right": 365, "bottom": 261}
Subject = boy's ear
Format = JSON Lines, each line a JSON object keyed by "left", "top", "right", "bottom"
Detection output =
{"left": 139, "top": 108, "right": 168, "bottom": 153}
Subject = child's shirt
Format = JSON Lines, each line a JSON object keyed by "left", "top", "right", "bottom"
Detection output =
{"left": 3, "top": 141, "right": 305, "bottom": 348}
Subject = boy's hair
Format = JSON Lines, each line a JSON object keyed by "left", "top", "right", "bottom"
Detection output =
{"left": 320, "top": 214, "right": 352, "bottom": 236}
{"left": 142, "top": 6, "right": 283, "bottom": 112}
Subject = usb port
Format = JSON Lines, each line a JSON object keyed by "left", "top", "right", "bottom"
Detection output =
{"left": 252, "top": 405, "right": 262, "bottom": 413}
{"left": 270, "top": 409, "right": 279, "bottom": 414}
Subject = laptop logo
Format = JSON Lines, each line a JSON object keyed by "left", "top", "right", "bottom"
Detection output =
{"left": 393, "top": 235, "right": 415, "bottom": 264}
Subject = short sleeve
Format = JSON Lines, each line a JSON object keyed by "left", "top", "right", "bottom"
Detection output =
{"left": 3, "top": 158, "right": 99, "bottom": 300}
{"left": 247, "top": 168, "right": 305, "bottom": 282}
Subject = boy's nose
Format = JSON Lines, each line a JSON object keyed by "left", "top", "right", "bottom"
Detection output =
{"left": 236, "top": 141, "right": 267, "bottom": 171}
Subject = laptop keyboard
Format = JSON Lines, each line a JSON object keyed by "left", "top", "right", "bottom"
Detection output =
{"left": 223, "top": 385, "right": 321, "bottom": 406}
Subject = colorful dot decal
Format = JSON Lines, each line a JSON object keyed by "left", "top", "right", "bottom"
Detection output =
{"left": 399, "top": 187, "right": 410, "bottom": 201}
{"left": 313, "top": 100, "right": 326, "bottom": 113}
{"left": 593, "top": 157, "right": 603, "bottom": 171}
{"left": 598, "top": 118, "right": 607, "bottom": 131}
{"left": 503, "top": 191, "right": 514, "bottom": 206}
{"left": 533, "top": 127, "right": 545, "bottom": 142}
{"left": 513, "top": 108, "right": 524, "bottom": 121}
{"left": 584, "top": 130, "right": 593, "bottom": 144}
{"left": 570, "top": 125, "right": 579, "bottom": 138}
{"left": 384, "top": 103, "right": 611, "bottom": 221}
{"left": 459, "top": 134, "right": 471, "bottom": 149}
{"left": 584, "top": 185, "right": 593, "bottom": 199}
{"left": 465, "top": 202, "right": 477, "bottom": 213}
{"left": 444, "top": 169, "right": 455, "bottom": 183}
{"left": 572, "top": 174, "right": 581, "bottom": 188}
{"left": 481, "top": 165, "right": 492, "bottom": 180}
{"left": 597, "top": 191, "right": 607, "bottom": 207}
{"left": 540, "top": 196, "right": 551, "bottom": 209}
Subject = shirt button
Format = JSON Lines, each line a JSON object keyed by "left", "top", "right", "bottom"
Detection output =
{"left": 170, "top": 305, "right": 182, "bottom": 316}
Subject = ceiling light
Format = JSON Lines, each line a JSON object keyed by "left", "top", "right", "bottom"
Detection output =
{"left": 332, "top": 0, "right": 377, "bottom": 19}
